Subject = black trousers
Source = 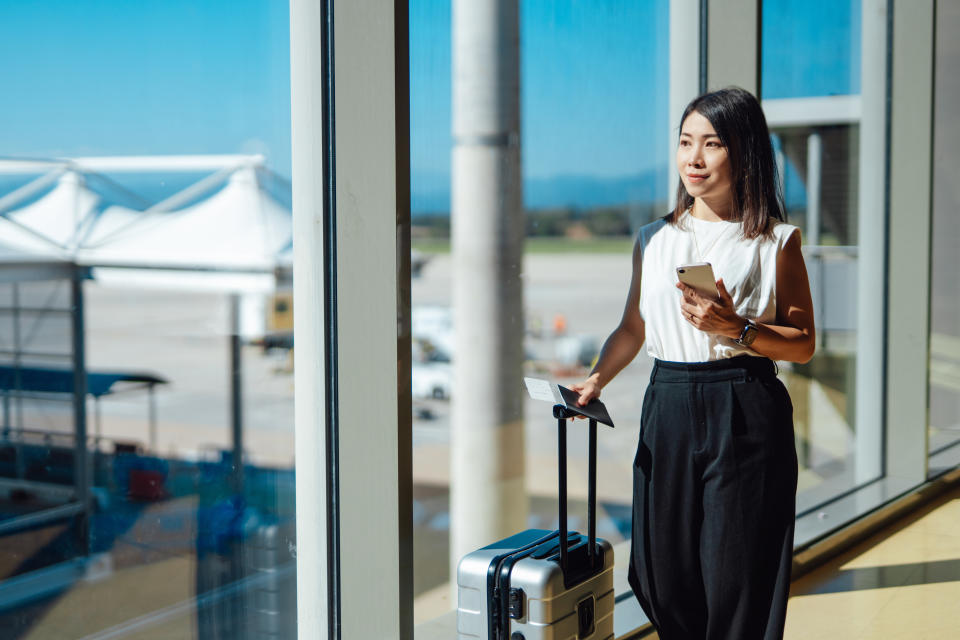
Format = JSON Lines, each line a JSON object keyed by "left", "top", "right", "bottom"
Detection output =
{"left": 627, "top": 356, "right": 798, "bottom": 640}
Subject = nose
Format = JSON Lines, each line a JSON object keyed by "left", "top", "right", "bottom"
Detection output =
{"left": 685, "top": 145, "right": 704, "bottom": 167}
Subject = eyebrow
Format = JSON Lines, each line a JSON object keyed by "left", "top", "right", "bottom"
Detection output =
{"left": 679, "top": 131, "right": 721, "bottom": 138}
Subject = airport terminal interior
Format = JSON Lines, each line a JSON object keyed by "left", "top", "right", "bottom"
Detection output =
{"left": 0, "top": 0, "right": 957, "bottom": 638}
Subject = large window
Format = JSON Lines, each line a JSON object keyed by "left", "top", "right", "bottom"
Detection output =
{"left": 410, "top": 0, "right": 670, "bottom": 623}
{"left": 761, "top": 0, "right": 877, "bottom": 512}
{"left": 5, "top": 1, "right": 952, "bottom": 638}
{"left": 302, "top": 1, "right": 948, "bottom": 637}
{"left": 0, "top": 3, "right": 294, "bottom": 637}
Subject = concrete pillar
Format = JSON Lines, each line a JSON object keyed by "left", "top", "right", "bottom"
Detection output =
{"left": 805, "top": 130, "right": 822, "bottom": 247}
{"left": 450, "top": 0, "right": 527, "bottom": 574}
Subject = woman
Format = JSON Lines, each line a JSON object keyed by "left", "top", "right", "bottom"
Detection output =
{"left": 572, "top": 87, "right": 814, "bottom": 639}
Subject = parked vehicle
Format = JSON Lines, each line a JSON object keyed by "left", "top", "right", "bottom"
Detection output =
{"left": 412, "top": 362, "right": 453, "bottom": 400}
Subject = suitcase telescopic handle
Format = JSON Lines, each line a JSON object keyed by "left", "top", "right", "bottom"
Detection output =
{"left": 552, "top": 405, "right": 598, "bottom": 573}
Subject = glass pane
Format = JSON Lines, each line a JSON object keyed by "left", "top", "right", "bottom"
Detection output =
{"left": 411, "top": 0, "right": 669, "bottom": 623}
{"left": 762, "top": 1, "right": 875, "bottom": 511}
{"left": 761, "top": 0, "right": 861, "bottom": 99}
{"left": 928, "top": 1, "right": 960, "bottom": 469}
{"left": 0, "top": 3, "right": 294, "bottom": 637}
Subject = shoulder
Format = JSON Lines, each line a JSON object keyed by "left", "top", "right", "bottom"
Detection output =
{"left": 636, "top": 213, "right": 672, "bottom": 256}
{"left": 769, "top": 220, "right": 800, "bottom": 249}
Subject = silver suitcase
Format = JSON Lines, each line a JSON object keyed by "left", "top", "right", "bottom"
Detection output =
{"left": 457, "top": 404, "right": 615, "bottom": 640}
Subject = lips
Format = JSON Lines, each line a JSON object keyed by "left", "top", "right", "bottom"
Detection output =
{"left": 686, "top": 174, "right": 708, "bottom": 182}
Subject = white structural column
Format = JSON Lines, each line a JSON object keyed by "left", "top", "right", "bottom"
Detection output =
{"left": 884, "top": 0, "right": 935, "bottom": 482}
{"left": 706, "top": 0, "right": 760, "bottom": 95}
{"left": 669, "top": 0, "right": 760, "bottom": 207}
{"left": 668, "top": 0, "right": 703, "bottom": 207}
{"left": 805, "top": 131, "right": 822, "bottom": 248}
{"left": 291, "top": 0, "right": 411, "bottom": 638}
{"left": 854, "top": 0, "right": 888, "bottom": 484}
{"left": 450, "top": 0, "right": 527, "bottom": 573}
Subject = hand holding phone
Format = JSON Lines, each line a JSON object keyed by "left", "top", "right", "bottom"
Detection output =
{"left": 676, "top": 262, "right": 720, "bottom": 299}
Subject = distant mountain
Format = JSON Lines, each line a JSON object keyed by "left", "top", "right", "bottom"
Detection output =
{"left": 525, "top": 171, "right": 663, "bottom": 210}
{"left": 411, "top": 168, "right": 665, "bottom": 216}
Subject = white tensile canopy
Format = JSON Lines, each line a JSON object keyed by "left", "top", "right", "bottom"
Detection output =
{"left": 0, "top": 156, "right": 291, "bottom": 295}
{"left": 0, "top": 156, "right": 293, "bottom": 465}
{"left": 78, "top": 167, "right": 290, "bottom": 293}
{"left": 0, "top": 170, "right": 102, "bottom": 256}
{"left": 7, "top": 171, "right": 101, "bottom": 250}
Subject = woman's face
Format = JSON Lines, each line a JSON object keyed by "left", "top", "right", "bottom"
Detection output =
{"left": 676, "top": 111, "right": 733, "bottom": 203}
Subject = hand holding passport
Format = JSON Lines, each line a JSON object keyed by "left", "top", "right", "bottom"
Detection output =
{"left": 523, "top": 377, "right": 615, "bottom": 427}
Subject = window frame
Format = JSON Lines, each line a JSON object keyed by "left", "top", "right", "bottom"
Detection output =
{"left": 290, "top": 0, "right": 942, "bottom": 637}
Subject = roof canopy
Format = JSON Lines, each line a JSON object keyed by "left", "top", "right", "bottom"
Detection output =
{"left": 0, "top": 156, "right": 291, "bottom": 292}
{"left": 0, "top": 365, "right": 167, "bottom": 398}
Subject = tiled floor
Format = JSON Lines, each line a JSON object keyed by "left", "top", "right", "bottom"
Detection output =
{"left": 641, "top": 486, "right": 960, "bottom": 640}
{"left": 783, "top": 484, "right": 960, "bottom": 640}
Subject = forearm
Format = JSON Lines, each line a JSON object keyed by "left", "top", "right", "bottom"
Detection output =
{"left": 717, "top": 317, "right": 814, "bottom": 364}
{"left": 745, "top": 322, "right": 815, "bottom": 363}
{"left": 587, "top": 324, "right": 645, "bottom": 388}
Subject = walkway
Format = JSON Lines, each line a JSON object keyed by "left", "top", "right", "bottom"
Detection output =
{"left": 782, "top": 483, "right": 960, "bottom": 639}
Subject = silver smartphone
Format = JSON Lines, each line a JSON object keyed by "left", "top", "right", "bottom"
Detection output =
{"left": 676, "top": 262, "right": 719, "bottom": 299}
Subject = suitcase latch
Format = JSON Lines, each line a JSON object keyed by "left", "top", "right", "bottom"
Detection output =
{"left": 508, "top": 588, "right": 525, "bottom": 619}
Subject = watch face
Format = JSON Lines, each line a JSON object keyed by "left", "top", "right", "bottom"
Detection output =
{"left": 740, "top": 324, "right": 759, "bottom": 347}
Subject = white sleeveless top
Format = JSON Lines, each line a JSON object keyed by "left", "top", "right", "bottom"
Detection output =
{"left": 637, "top": 211, "right": 799, "bottom": 362}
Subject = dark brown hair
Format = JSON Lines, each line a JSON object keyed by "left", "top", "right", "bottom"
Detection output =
{"left": 671, "top": 86, "right": 785, "bottom": 239}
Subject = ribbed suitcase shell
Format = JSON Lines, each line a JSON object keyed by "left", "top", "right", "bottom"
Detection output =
{"left": 457, "top": 529, "right": 614, "bottom": 639}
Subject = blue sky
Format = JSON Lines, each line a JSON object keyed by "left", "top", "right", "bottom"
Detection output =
{"left": 0, "top": 0, "right": 291, "bottom": 175}
{"left": 0, "top": 0, "right": 858, "bottom": 209}
{"left": 762, "top": 0, "right": 861, "bottom": 98}
{"left": 411, "top": 0, "right": 669, "bottom": 182}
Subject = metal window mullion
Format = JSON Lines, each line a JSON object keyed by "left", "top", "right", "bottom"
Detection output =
{"left": 324, "top": 0, "right": 341, "bottom": 632}
{"left": 706, "top": 0, "right": 760, "bottom": 94}
{"left": 668, "top": 0, "right": 704, "bottom": 208}
{"left": 884, "top": 0, "right": 936, "bottom": 483}
{"left": 853, "top": 0, "right": 890, "bottom": 486}
{"left": 290, "top": 0, "right": 333, "bottom": 636}
{"left": 70, "top": 268, "right": 90, "bottom": 556}
{"left": 291, "top": 1, "right": 410, "bottom": 638}
{"left": 12, "top": 283, "right": 23, "bottom": 430}
{"left": 332, "top": 1, "right": 408, "bottom": 637}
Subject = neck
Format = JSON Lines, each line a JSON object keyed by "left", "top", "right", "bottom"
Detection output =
{"left": 691, "top": 196, "right": 734, "bottom": 221}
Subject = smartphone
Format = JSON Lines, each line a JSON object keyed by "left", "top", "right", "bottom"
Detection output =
{"left": 676, "top": 262, "right": 719, "bottom": 299}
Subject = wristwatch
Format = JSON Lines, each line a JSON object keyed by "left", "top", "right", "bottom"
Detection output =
{"left": 735, "top": 319, "right": 759, "bottom": 347}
